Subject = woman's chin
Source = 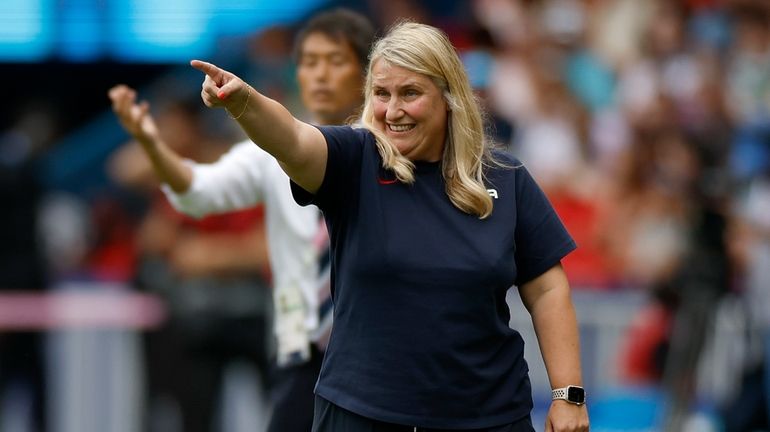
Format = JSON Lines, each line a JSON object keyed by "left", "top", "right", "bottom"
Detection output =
{"left": 394, "top": 144, "right": 413, "bottom": 156}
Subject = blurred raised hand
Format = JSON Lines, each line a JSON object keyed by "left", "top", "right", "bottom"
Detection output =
{"left": 108, "top": 84, "right": 160, "bottom": 144}
{"left": 107, "top": 84, "right": 193, "bottom": 193}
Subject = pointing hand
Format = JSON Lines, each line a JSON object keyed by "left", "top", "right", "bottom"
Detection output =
{"left": 190, "top": 60, "right": 251, "bottom": 118}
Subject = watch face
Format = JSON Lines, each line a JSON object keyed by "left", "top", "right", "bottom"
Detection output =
{"left": 568, "top": 386, "right": 585, "bottom": 403}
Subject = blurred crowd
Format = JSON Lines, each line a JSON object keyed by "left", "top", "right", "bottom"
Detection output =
{"left": 2, "top": 0, "right": 770, "bottom": 431}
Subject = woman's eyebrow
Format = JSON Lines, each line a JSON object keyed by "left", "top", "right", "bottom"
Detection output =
{"left": 372, "top": 81, "right": 424, "bottom": 89}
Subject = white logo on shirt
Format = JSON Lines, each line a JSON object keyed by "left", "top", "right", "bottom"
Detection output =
{"left": 487, "top": 189, "right": 498, "bottom": 199}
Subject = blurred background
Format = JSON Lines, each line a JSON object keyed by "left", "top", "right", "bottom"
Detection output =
{"left": 1, "top": 0, "right": 769, "bottom": 431}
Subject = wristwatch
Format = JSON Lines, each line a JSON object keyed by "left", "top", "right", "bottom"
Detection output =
{"left": 551, "top": 385, "right": 586, "bottom": 405}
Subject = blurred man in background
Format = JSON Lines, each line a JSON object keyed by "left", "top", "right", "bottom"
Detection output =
{"left": 109, "top": 92, "right": 273, "bottom": 432}
{"left": 109, "top": 8, "right": 375, "bottom": 432}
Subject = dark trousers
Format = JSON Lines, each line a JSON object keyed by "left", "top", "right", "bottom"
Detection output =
{"left": 312, "top": 396, "right": 535, "bottom": 432}
{"left": 266, "top": 344, "right": 325, "bottom": 432}
{"left": 143, "top": 315, "right": 270, "bottom": 432}
{"left": 0, "top": 332, "right": 46, "bottom": 432}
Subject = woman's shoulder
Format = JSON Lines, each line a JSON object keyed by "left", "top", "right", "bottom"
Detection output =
{"left": 316, "top": 124, "right": 374, "bottom": 140}
{"left": 313, "top": 125, "right": 374, "bottom": 155}
{"left": 487, "top": 148, "right": 525, "bottom": 173}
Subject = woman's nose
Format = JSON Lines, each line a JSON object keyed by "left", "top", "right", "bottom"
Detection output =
{"left": 385, "top": 98, "right": 403, "bottom": 121}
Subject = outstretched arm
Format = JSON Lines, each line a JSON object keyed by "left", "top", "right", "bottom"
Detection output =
{"left": 191, "top": 60, "right": 327, "bottom": 194}
{"left": 519, "top": 264, "right": 590, "bottom": 432}
{"left": 108, "top": 84, "right": 193, "bottom": 193}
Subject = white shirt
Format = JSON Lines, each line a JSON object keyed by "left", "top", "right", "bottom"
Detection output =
{"left": 162, "top": 139, "right": 323, "bottom": 364}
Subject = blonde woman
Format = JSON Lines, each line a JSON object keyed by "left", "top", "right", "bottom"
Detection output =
{"left": 192, "top": 21, "right": 589, "bottom": 432}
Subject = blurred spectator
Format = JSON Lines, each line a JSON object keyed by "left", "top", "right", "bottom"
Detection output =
{"left": 0, "top": 101, "right": 57, "bottom": 432}
{"left": 743, "top": 174, "right": 770, "bottom": 429}
{"left": 603, "top": 125, "right": 697, "bottom": 289}
{"left": 722, "top": 175, "right": 770, "bottom": 431}
{"left": 242, "top": 26, "right": 304, "bottom": 116}
{"left": 365, "top": 0, "right": 429, "bottom": 28}
{"left": 475, "top": 0, "right": 617, "bottom": 288}
{"left": 618, "top": 295, "right": 676, "bottom": 384}
{"left": 724, "top": 0, "right": 770, "bottom": 181}
{"left": 459, "top": 18, "right": 514, "bottom": 146}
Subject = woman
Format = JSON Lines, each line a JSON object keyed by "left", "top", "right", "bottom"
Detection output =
{"left": 192, "top": 21, "right": 589, "bottom": 432}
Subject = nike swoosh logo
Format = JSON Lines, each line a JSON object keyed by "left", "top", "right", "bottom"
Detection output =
{"left": 377, "top": 177, "right": 398, "bottom": 185}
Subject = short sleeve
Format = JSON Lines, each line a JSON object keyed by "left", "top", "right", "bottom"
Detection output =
{"left": 290, "top": 125, "right": 367, "bottom": 213}
{"left": 513, "top": 166, "right": 576, "bottom": 286}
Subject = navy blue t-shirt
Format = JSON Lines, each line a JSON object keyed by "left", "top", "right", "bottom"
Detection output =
{"left": 291, "top": 126, "right": 576, "bottom": 429}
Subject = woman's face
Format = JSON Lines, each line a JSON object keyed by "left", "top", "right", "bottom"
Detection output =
{"left": 370, "top": 60, "right": 448, "bottom": 162}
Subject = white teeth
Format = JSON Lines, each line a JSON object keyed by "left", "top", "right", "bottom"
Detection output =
{"left": 389, "top": 124, "right": 414, "bottom": 132}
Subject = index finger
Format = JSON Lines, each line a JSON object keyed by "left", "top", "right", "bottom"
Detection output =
{"left": 190, "top": 60, "right": 223, "bottom": 83}
{"left": 108, "top": 84, "right": 124, "bottom": 99}
{"left": 109, "top": 87, "right": 133, "bottom": 112}
{"left": 108, "top": 84, "right": 129, "bottom": 103}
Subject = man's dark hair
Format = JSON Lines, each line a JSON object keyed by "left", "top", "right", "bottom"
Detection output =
{"left": 293, "top": 8, "right": 376, "bottom": 71}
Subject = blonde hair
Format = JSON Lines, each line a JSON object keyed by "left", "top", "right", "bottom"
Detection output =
{"left": 360, "top": 21, "right": 496, "bottom": 219}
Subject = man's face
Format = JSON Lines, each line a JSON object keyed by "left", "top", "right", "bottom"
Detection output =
{"left": 297, "top": 32, "right": 365, "bottom": 125}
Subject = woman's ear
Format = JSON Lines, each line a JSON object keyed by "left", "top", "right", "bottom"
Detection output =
{"left": 443, "top": 91, "right": 454, "bottom": 112}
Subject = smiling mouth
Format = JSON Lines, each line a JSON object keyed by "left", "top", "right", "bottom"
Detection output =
{"left": 388, "top": 124, "right": 415, "bottom": 132}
